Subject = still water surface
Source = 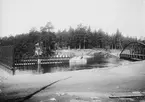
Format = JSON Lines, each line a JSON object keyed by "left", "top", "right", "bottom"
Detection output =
{"left": 14, "top": 57, "right": 128, "bottom": 75}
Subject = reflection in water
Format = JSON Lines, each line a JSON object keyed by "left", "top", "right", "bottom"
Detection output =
{"left": 14, "top": 57, "right": 125, "bottom": 75}
{"left": 15, "top": 64, "right": 70, "bottom": 75}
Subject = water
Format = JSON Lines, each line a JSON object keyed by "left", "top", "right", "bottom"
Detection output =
{"left": 13, "top": 56, "right": 126, "bottom": 75}
{"left": 0, "top": 52, "right": 130, "bottom": 75}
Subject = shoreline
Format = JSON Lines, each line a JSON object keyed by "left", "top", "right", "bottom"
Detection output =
{"left": 1, "top": 49, "right": 145, "bottom": 101}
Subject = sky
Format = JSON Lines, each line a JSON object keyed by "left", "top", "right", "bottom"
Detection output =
{"left": 1, "top": 0, "right": 145, "bottom": 38}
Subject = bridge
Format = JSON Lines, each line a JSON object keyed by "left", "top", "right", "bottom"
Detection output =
{"left": 0, "top": 45, "right": 74, "bottom": 75}
{"left": 120, "top": 41, "right": 145, "bottom": 61}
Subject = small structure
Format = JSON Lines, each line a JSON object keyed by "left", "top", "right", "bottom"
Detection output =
{"left": 35, "top": 42, "right": 43, "bottom": 56}
{"left": 35, "top": 42, "right": 43, "bottom": 73}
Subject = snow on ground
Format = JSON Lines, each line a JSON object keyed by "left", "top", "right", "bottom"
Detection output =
{"left": 110, "top": 60, "right": 145, "bottom": 75}
{"left": 56, "top": 49, "right": 106, "bottom": 56}
{"left": 1, "top": 60, "right": 145, "bottom": 91}
{"left": 0, "top": 49, "right": 145, "bottom": 101}
{"left": 0, "top": 60, "right": 145, "bottom": 101}
{"left": 110, "top": 49, "right": 122, "bottom": 57}
{"left": 0, "top": 65, "right": 12, "bottom": 82}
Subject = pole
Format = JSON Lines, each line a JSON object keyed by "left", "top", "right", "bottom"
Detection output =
{"left": 37, "top": 53, "right": 41, "bottom": 73}
{"left": 37, "top": 43, "right": 41, "bottom": 73}
{"left": 12, "top": 45, "right": 15, "bottom": 75}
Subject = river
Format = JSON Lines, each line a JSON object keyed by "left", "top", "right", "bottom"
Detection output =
{"left": 13, "top": 54, "right": 129, "bottom": 75}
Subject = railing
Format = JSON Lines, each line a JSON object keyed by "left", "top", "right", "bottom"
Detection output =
{"left": 14, "top": 55, "right": 73, "bottom": 67}
{"left": 0, "top": 45, "right": 14, "bottom": 69}
{"left": 120, "top": 42, "right": 145, "bottom": 61}
{"left": 0, "top": 45, "right": 75, "bottom": 75}
{"left": 120, "top": 54, "right": 145, "bottom": 61}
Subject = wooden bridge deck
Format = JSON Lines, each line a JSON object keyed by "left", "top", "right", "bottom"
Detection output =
{"left": 120, "top": 42, "right": 145, "bottom": 61}
{"left": 120, "top": 54, "right": 145, "bottom": 61}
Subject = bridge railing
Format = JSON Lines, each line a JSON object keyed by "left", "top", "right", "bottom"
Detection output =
{"left": 120, "top": 53, "right": 145, "bottom": 61}
{"left": 120, "top": 42, "right": 145, "bottom": 61}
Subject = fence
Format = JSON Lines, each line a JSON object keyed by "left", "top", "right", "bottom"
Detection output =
{"left": 0, "top": 45, "right": 14, "bottom": 69}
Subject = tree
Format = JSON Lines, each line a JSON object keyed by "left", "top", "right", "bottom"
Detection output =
{"left": 74, "top": 24, "right": 88, "bottom": 49}
{"left": 114, "top": 29, "right": 123, "bottom": 49}
{"left": 0, "top": 22, "right": 141, "bottom": 60}
{"left": 40, "top": 22, "right": 54, "bottom": 32}
{"left": 29, "top": 27, "right": 37, "bottom": 33}
{"left": 39, "top": 22, "right": 56, "bottom": 56}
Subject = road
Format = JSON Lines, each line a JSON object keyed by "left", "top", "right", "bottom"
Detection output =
{"left": 0, "top": 60, "right": 145, "bottom": 102}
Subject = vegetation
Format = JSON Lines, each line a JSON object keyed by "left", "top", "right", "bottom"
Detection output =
{"left": 0, "top": 22, "right": 143, "bottom": 60}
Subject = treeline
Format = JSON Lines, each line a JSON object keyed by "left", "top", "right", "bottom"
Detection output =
{"left": 56, "top": 24, "right": 138, "bottom": 49}
{"left": 0, "top": 22, "right": 141, "bottom": 59}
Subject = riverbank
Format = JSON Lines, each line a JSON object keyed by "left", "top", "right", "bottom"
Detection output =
{"left": 0, "top": 59, "right": 145, "bottom": 101}
{"left": 56, "top": 48, "right": 119, "bottom": 56}
{"left": 69, "top": 49, "right": 121, "bottom": 67}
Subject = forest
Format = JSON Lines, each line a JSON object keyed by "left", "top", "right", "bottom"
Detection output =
{"left": 0, "top": 22, "right": 144, "bottom": 59}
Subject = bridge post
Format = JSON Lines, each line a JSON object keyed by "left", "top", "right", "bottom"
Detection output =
{"left": 37, "top": 57, "right": 41, "bottom": 73}
{"left": 12, "top": 68, "right": 15, "bottom": 75}
{"left": 12, "top": 45, "right": 15, "bottom": 75}
{"left": 35, "top": 42, "right": 42, "bottom": 73}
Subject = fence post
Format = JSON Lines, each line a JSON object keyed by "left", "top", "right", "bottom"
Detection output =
{"left": 37, "top": 55, "right": 41, "bottom": 73}
{"left": 12, "top": 45, "right": 15, "bottom": 75}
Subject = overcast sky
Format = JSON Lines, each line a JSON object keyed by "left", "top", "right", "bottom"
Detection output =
{"left": 1, "top": 0, "right": 145, "bottom": 38}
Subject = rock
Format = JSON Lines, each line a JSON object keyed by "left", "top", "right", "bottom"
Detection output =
{"left": 91, "top": 96, "right": 99, "bottom": 100}
{"left": 70, "top": 99, "right": 80, "bottom": 102}
{"left": 56, "top": 92, "right": 66, "bottom": 96}
{"left": 40, "top": 98, "right": 57, "bottom": 102}
{"left": 49, "top": 98, "right": 56, "bottom": 101}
